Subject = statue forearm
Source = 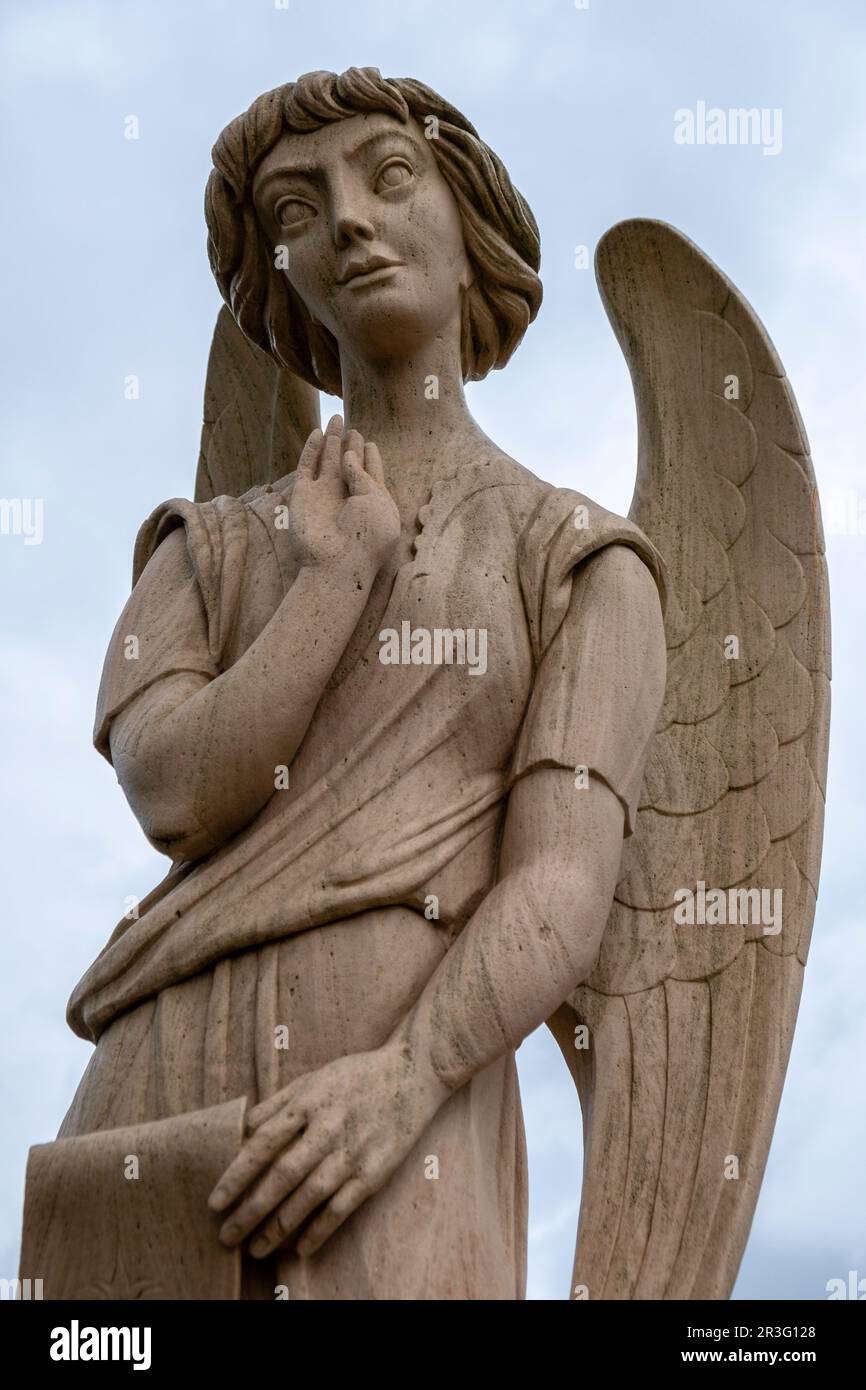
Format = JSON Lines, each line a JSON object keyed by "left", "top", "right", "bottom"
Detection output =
{"left": 110, "top": 554, "right": 378, "bottom": 860}
{"left": 385, "top": 769, "right": 627, "bottom": 1099}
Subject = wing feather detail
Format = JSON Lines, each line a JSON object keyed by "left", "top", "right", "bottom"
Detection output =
{"left": 195, "top": 305, "right": 320, "bottom": 502}
{"left": 555, "top": 220, "right": 830, "bottom": 1299}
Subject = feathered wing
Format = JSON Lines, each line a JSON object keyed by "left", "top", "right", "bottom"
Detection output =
{"left": 195, "top": 305, "right": 321, "bottom": 501}
{"left": 549, "top": 219, "right": 830, "bottom": 1300}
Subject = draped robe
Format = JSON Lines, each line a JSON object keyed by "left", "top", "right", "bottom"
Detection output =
{"left": 60, "top": 452, "right": 666, "bottom": 1300}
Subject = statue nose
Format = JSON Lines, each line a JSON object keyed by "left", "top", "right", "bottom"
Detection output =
{"left": 333, "top": 209, "right": 375, "bottom": 249}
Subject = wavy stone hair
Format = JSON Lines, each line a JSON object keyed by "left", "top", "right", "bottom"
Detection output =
{"left": 205, "top": 67, "right": 543, "bottom": 396}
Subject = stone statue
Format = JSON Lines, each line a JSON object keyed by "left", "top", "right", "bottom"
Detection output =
{"left": 20, "top": 67, "right": 829, "bottom": 1301}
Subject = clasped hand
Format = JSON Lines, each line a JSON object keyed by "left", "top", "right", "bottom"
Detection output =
{"left": 284, "top": 413, "right": 400, "bottom": 578}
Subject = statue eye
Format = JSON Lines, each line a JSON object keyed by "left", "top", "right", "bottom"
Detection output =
{"left": 274, "top": 197, "right": 315, "bottom": 229}
{"left": 374, "top": 160, "right": 414, "bottom": 193}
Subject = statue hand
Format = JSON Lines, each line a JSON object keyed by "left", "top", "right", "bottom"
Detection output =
{"left": 285, "top": 413, "right": 400, "bottom": 579}
{"left": 209, "top": 1040, "right": 450, "bottom": 1260}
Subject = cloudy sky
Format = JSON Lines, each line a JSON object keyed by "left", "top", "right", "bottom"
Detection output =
{"left": 1, "top": 0, "right": 864, "bottom": 1300}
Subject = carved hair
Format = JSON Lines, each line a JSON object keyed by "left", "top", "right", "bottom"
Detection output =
{"left": 205, "top": 67, "right": 543, "bottom": 396}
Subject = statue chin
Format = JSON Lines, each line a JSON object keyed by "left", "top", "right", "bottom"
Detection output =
{"left": 335, "top": 296, "right": 461, "bottom": 367}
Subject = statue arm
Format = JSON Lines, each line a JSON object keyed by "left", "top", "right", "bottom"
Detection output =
{"left": 107, "top": 419, "right": 398, "bottom": 862}
{"left": 388, "top": 543, "right": 666, "bottom": 1092}
{"left": 209, "top": 770, "right": 634, "bottom": 1258}
{"left": 108, "top": 527, "right": 381, "bottom": 863}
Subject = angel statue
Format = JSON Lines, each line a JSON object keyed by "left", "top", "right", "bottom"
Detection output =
{"left": 21, "top": 67, "right": 829, "bottom": 1302}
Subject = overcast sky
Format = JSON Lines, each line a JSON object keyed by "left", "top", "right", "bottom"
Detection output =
{"left": 1, "top": 0, "right": 864, "bottom": 1300}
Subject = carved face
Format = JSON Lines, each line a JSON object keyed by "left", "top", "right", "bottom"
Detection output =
{"left": 252, "top": 112, "right": 473, "bottom": 370}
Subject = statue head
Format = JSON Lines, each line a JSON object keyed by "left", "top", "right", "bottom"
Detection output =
{"left": 205, "top": 68, "right": 542, "bottom": 396}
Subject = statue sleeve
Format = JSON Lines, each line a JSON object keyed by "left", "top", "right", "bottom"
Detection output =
{"left": 508, "top": 490, "right": 667, "bottom": 837}
{"left": 92, "top": 522, "right": 215, "bottom": 762}
{"left": 92, "top": 494, "right": 251, "bottom": 762}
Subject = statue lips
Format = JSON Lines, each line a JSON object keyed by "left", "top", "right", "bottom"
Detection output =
{"left": 338, "top": 256, "right": 404, "bottom": 289}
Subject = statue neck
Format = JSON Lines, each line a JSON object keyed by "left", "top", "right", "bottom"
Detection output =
{"left": 338, "top": 344, "right": 491, "bottom": 527}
